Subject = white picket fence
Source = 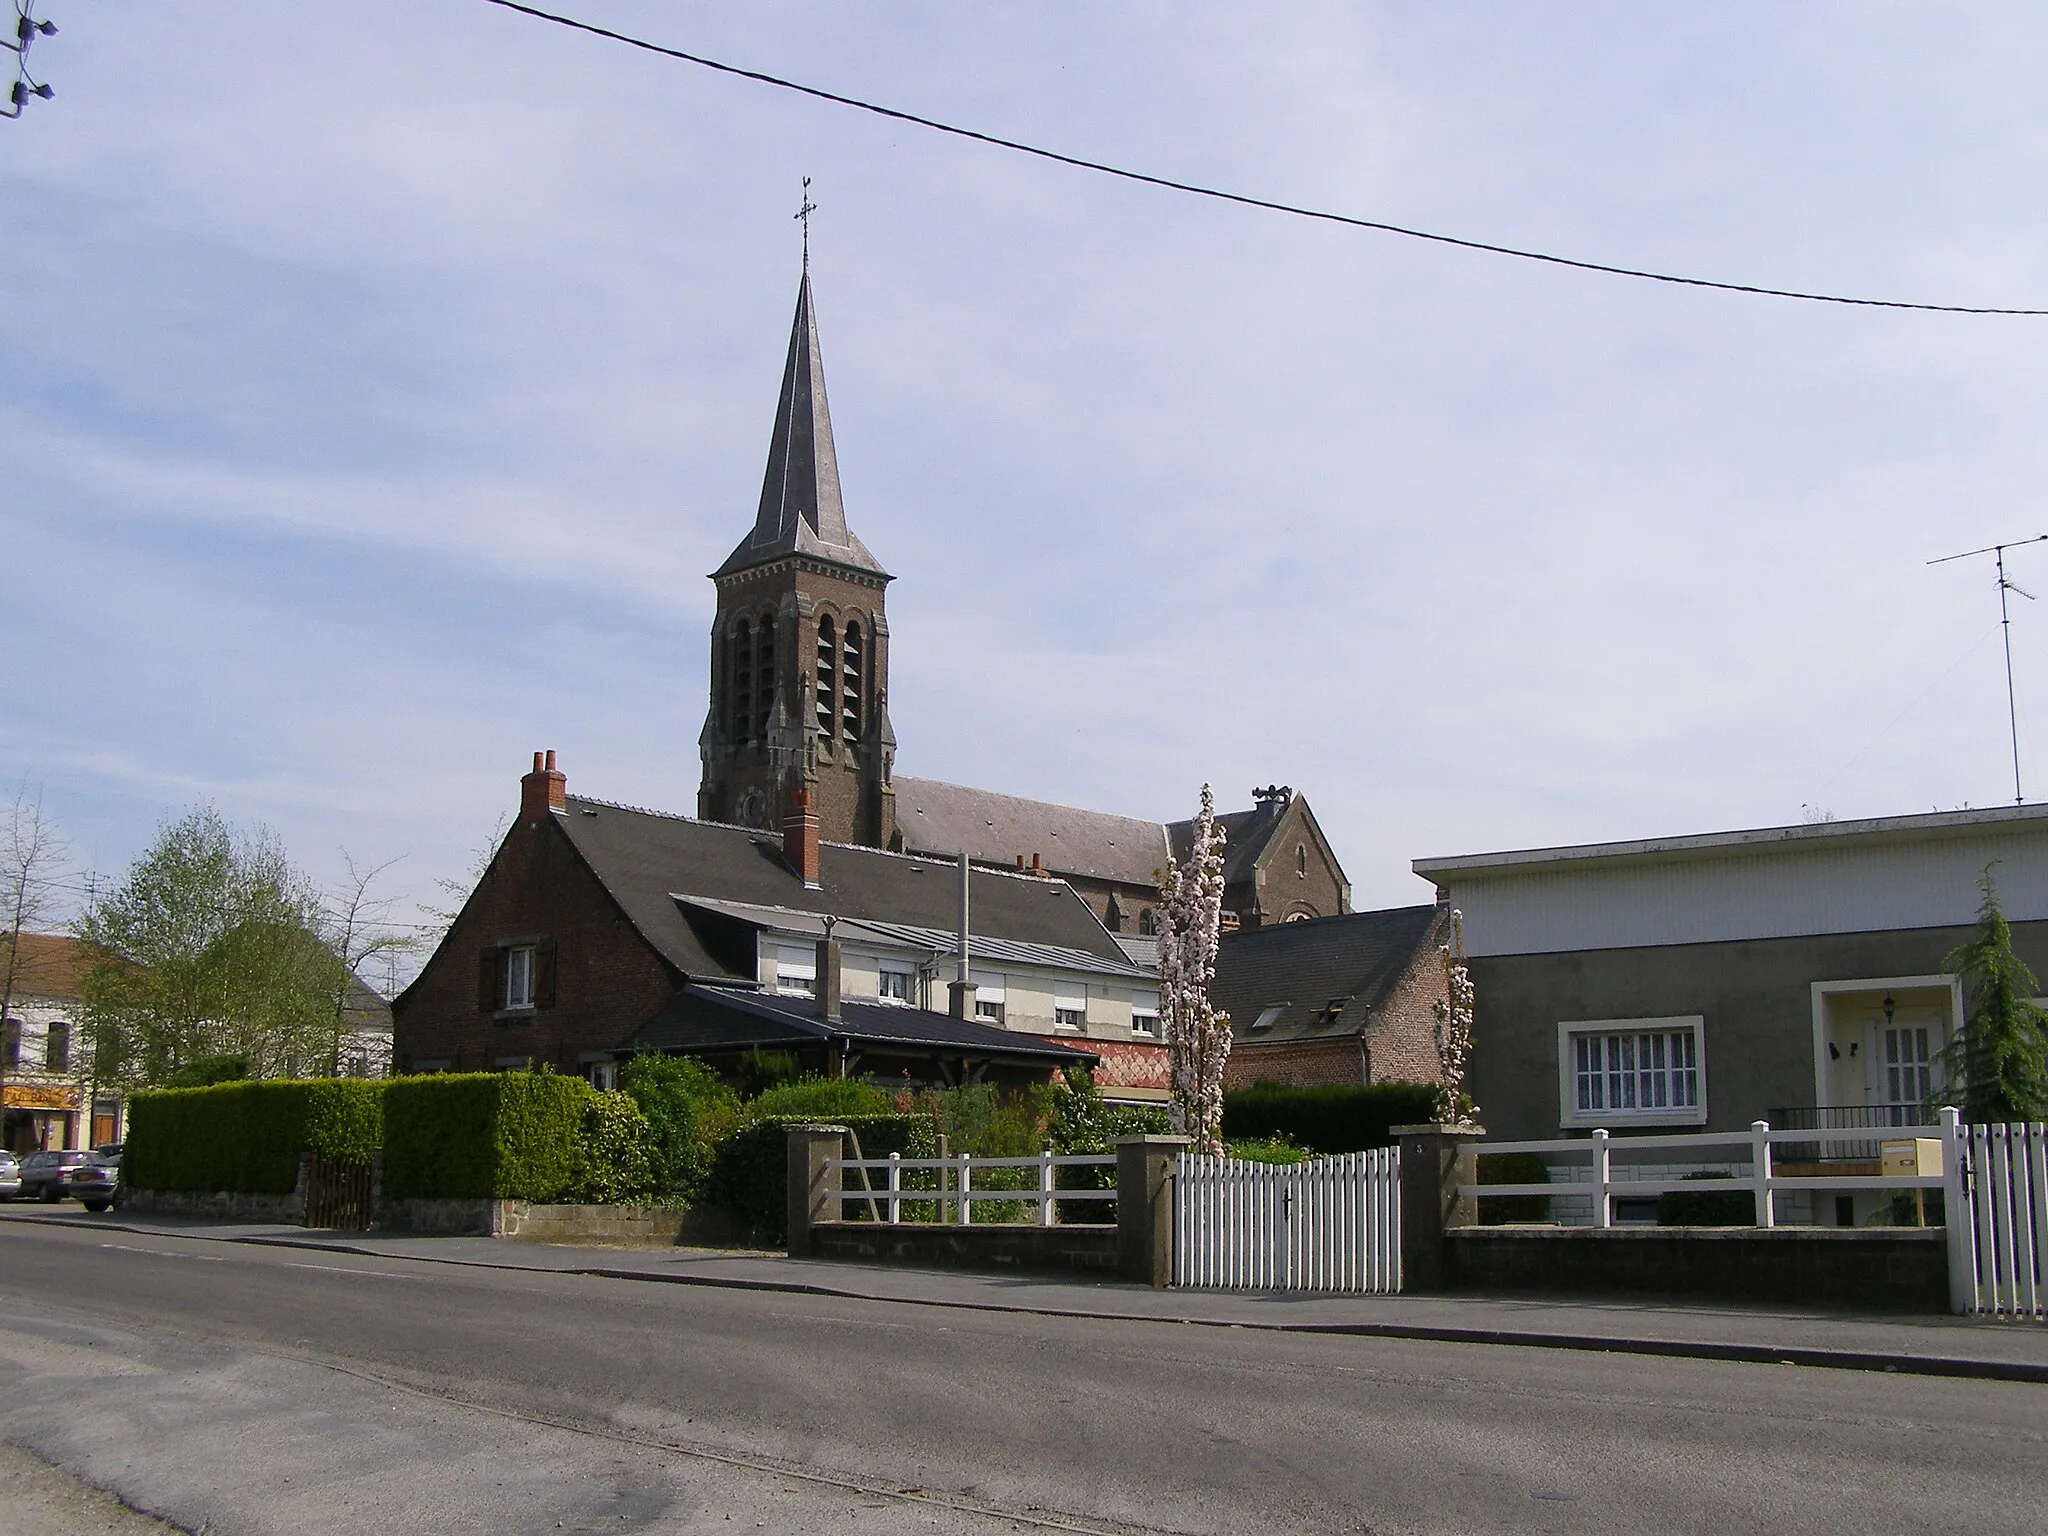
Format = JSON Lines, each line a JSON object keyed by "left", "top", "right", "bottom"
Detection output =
{"left": 1173, "top": 1149, "right": 1401, "bottom": 1294}
{"left": 1951, "top": 1119, "right": 2048, "bottom": 1321}
{"left": 824, "top": 1151, "right": 1117, "bottom": 1226}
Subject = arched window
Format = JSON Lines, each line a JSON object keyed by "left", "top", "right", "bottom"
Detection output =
{"left": 815, "top": 616, "right": 837, "bottom": 738}
{"left": 730, "top": 619, "right": 753, "bottom": 742}
{"left": 1296, "top": 843, "right": 1307, "bottom": 877}
{"left": 753, "top": 616, "right": 776, "bottom": 739}
{"left": 841, "top": 621, "right": 863, "bottom": 740}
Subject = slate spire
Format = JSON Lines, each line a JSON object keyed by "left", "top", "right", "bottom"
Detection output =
{"left": 715, "top": 272, "right": 887, "bottom": 579}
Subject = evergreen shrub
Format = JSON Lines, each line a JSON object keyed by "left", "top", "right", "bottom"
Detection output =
{"left": 1655, "top": 1171, "right": 1753, "bottom": 1227}
{"left": 1221, "top": 1081, "right": 1439, "bottom": 1153}
{"left": 1475, "top": 1152, "right": 1550, "bottom": 1224}
{"left": 382, "top": 1072, "right": 593, "bottom": 1201}
{"left": 125, "top": 1078, "right": 387, "bottom": 1194}
{"left": 566, "top": 1090, "right": 658, "bottom": 1204}
{"left": 709, "top": 1112, "right": 937, "bottom": 1243}
{"left": 618, "top": 1053, "right": 739, "bottom": 1203}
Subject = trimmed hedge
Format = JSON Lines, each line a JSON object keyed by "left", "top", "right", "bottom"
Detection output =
{"left": 1656, "top": 1172, "right": 1754, "bottom": 1228}
{"left": 1221, "top": 1081, "right": 1440, "bottom": 1153}
{"left": 126, "top": 1079, "right": 386, "bottom": 1195}
{"left": 710, "top": 1112, "right": 937, "bottom": 1243}
{"left": 383, "top": 1073, "right": 594, "bottom": 1201}
{"left": 1476, "top": 1152, "right": 1550, "bottom": 1224}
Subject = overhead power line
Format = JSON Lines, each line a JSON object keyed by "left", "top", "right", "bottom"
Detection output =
{"left": 482, "top": 0, "right": 2046, "bottom": 317}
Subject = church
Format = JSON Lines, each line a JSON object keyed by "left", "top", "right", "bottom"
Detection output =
{"left": 391, "top": 263, "right": 1363, "bottom": 1091}
{"left": 695, "top": 267, "right": 1353, "bottom": 934}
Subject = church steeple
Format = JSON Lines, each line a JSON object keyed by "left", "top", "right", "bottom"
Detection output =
{"left": 715, "top": 273, "right": 887, "bottom": 581}
{"left": 699, "top": 262, "right": 897, "bottom": 852}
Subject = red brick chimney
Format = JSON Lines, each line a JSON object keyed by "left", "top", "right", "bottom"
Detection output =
{"left": 521, "top": 749, "right": 566, "bottom": 821}
{"left": 784, "top": 787, "right": 821, "bottom": 888}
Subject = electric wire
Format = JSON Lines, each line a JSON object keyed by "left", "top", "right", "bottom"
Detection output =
{"left": 481, "top": 0, "right": 2048, "bottom": 317}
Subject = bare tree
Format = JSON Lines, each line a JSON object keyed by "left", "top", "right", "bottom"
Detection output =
{"left": 0, "top": 783, "right": 71, "bottom": 1114}
{"left": 323, "top": 854, "right": 416, "bottom": 1077}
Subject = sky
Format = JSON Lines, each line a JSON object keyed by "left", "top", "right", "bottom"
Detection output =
{"left": 5, "top": 2, "right": 2048, "bottom": 979}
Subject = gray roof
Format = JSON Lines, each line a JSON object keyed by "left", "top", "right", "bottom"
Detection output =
{"left": 671, "top": 896, "right": 1151, "bottom": 979}
{"left": 631, "top": 982, "right": 1099, "bottom": 1066}
{"left": 1211, "top": 904, "right": 1446, "bottom": 1044}
{"left": 893, "top": 776, "right": 1170, "bottom": 887}
{"left": 1169, "top": 799, "right": 1286, "bottom": 886}
{"left": 714, "top": 273, "right": 887, "bottom": 581}
{"left": 554, "top": 796, "right": 1130, "bottom": 982}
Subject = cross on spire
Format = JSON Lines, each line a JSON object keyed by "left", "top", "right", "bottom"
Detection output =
{"left": 795, "top": 177, "right": 817, "bottom": 270}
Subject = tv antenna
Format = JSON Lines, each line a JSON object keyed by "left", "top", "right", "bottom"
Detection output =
{"left": 1929, "top": 533, "right": 2048, "bottom": 805}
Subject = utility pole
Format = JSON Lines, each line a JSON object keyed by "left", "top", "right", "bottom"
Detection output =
{"left": 1930, "top": 533, "right": 2048, "bottom": 805}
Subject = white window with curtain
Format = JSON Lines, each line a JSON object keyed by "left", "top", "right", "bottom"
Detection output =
{"left": 1130, "top": 988, "right": 1159, "bottom": 1037}
{"left": 877, "top": 959, "right": 914, "bottom": 1005}
{"left": 1054, "top": 981, "right": 1087, "bottom": 1031}
{"left": 1558, "top": 1017, "right": 1706, "bottom": 1127}
{"left": 773, "top": 943, "right": 816, "bottom": 996}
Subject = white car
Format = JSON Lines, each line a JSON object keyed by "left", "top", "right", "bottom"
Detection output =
{"left": 0, "top": 1151, "right": 21, "bottom": 1200}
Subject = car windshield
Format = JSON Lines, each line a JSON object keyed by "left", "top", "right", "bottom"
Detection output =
{"left": 52, "top": 1152, "right": 87, "bottom": 1165}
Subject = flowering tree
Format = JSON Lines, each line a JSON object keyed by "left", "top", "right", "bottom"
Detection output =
{"left": 1160, "top": 784, "right": 1231, "bottom": 1154}
{"left": 1431, "top": 908, "right": 1479, "bottom": 1126}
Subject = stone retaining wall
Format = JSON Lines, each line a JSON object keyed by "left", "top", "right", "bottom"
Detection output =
{"left": 1448, "top": 1225, "right": 1948, "bottom": 1311}
{"left": 116, "top": 1187, "right": 304, "bottom": 1223}
{"left": 808, "top": 1220, "right": 1119, "bottom": 1275}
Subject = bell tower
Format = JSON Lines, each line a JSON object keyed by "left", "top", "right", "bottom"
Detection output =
{"left": 698, "top": 269, "right": 897, "bottom": 849}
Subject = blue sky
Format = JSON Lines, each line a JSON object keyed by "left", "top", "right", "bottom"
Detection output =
{"left": 6, "top": 2, "right": 2048, "bottom": 970}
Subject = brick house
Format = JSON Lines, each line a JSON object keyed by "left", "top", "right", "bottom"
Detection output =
{"left": 391, "top": 754, "right": 1157, "bottom": 1091}
{"left": 1, "top": 933, "right": 123, "bottom": 1153}
{"left": 1210, "top": 905, "right": 1452, "bottom": 1089}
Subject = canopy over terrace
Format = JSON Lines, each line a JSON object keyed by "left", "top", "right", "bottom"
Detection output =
{"left": 630, "top": 982, "right": 1099, "bottom": 1088}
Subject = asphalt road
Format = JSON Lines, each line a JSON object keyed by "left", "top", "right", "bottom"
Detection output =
{"left": 1, "top": 1221, "right": 2043, "bottom": 1535}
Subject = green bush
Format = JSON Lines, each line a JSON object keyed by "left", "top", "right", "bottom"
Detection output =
{"left": 619, "top": 1053, "right": 739, "bottom": 1203}
{"left": 1225, "top": 1136, "right": 1311, "bottom": 1165}
{"left": 566, "top": 1090, "right": 658, "bottom": 1204}
{"left": 1475, "top": 1152, "right": 1550, "bottom": 1224}
{"left": 1221, "top": 1081, "right": 1439, "bottom": 1153}
{"left": 735, "top": 1048, "right": 800, "bottom": 1098}
{"left": 163, "top": 1054, "right": 250, "bottom": 1089}
{"left": 1656, "top": 1171, "right": 1754, "bottom": 1227}
{"left": 748, "top": 1076, "right": 893, "bottom": 1119}
{"left": 125, "top": 1078, "right": 388, "bottom": 1194}
{"left": 383, "top": 1072, "right": 594, "bottom": 1201}
{"left": 708, "top": 1112, "right": 937, "bottom": 1243}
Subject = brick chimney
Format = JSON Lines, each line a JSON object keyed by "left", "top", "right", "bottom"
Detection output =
{"left": 784, "top": 787, "right": 821, "bottom": 888}
{"left": 521, "top": 749, "right": 566, "bottom": 821}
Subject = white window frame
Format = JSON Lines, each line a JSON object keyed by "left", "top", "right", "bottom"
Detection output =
{"left": 772, "top": 943, "right": 817, "bottom": 997}
{"left": 1053, "top": 981, "right": 1087, "bottom": 1032}
{"left": 504, "top": 945, "right": 536, "bottom": 1012}
{"left": 876, "top": 960, "right": 914, "bottom": 1006}
{"left": 586, "top": 1061, "right": 619, "bottom": 1092}
{"left": 972, "top": 970, "right": 1005, "bottom": 1025}
{"left": 1556, "top": 1017, "right": 1707, "bottom": 1128}
{"left": 1130, "top": 988, "right": 1159, "bottom": 1038}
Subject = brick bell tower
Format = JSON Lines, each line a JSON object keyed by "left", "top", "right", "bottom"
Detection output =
{"left": 698, "top": 267, "right": 897, "bottom": 850}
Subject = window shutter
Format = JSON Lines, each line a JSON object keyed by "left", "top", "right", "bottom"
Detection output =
{"left": 534, "top": 941, "right": 557, "bottom": 1009}
{"left": 478, "top": 948, "right": 498, "bottom": 1013}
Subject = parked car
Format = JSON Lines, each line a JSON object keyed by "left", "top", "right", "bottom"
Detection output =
{"left": 16, "top": 1150, "right": 100, "bottom": 1204}
{"left": 72, "top": 1153, "right": 118, "bottom": 1212}
{"left": 0, "top": 1151, "right": 20, "bottom": 1200}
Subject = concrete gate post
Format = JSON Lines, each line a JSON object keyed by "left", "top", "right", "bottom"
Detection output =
{"left": 1115, "top": 1135, "right": 1190, "bottom": 1288}
{"left": 1391, "top": 1122, "right": 1488, "bottom": 1293}
{"left": 786, "top": 1124, "right": 848, "bottom": 1258}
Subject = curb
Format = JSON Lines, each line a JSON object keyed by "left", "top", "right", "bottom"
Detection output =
{"left": 15, "top": 1210, "right": 2047, "bottom": 1386}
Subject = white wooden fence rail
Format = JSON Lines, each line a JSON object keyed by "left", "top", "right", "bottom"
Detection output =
{"left": 1951, "top": 1120, "right": 2048, "bottom": 1321}
{"left": 1464, "top": 1120, "right": 1947, "bottom": 1228}
{"left": 1172, "top": 1149, "right": 1401, "bottom": 1294}
{"left": 824, "top": 1152, "right": 1116, "bottom": 1226}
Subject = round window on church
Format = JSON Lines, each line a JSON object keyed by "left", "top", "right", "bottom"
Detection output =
{"left": 738, "top": 789, "right": 766, "bottom": 828}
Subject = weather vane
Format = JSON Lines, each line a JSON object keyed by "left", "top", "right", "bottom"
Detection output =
{"left": 795, "top": 177, "right": 817, "bottom": 270}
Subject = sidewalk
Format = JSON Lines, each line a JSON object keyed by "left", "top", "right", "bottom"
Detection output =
{"left": 8, "top": 1205, "right": 2046, "bottom": 1383}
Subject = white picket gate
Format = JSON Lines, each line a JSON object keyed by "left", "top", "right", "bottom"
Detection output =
{"left": 1173, "top": 1148, "right": 1401, "bottom": 1294}
{"left": 1950, "top": 1119, "right": 2048, "bottom": 1321}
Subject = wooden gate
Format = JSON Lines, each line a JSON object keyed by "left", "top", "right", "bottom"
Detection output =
{"left": 303, "top": 1153, "right": 375, "bottom": 1230}
{"left": 1174, "top": 1148, "right": 1401, "bottom": 1294}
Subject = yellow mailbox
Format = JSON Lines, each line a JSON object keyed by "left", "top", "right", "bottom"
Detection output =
{"left": 1880, "top": 1138, "right": 1943, "bottom": 1178}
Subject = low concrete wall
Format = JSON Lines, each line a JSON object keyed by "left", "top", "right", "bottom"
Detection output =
{"left": 810, "top": 1221, "right": 1119, "bottom": 1275}
{"left": 1449, "top": 1226, "right": 1948, "bottom": 1312}
{"left": 117, "top": 1187, "right": 304, "bottom": 1222}
{"left": 379, "top": 1198, "right": 732, "bottom": 1245}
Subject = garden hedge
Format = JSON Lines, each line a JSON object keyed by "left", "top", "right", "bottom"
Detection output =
{"left": 1220, "top": 1081, "right": 1439, "bottom": 1153}
{"left": 709, "top": 1112, "right": 937, "bottom": 1243}
{"left": 125, "top": 1079, "right": 387, "bottom": 1195}
{"left": 382, "top": 1072, "right": 595, "bottom": 1201}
